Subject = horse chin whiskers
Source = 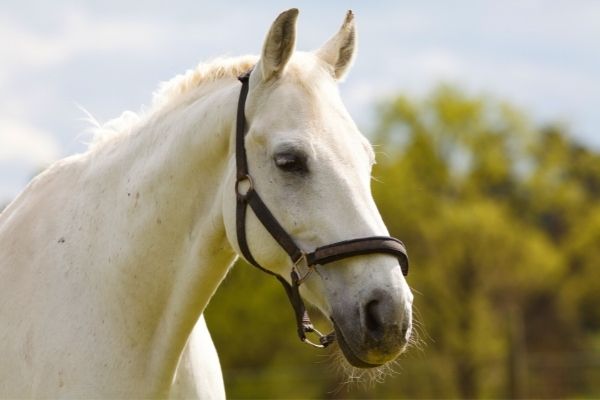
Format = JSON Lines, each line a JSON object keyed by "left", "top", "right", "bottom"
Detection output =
{"left": 406, "top": 304, "right": 429, "bottom": 354}
{"left": 316, "top": 318, "right": 425, "bottom": 393}
{"left": 319, "top": 343, "right": 403, "bottom": 392}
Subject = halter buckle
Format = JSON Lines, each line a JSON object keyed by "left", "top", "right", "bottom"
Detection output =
{"left": 293, "top": 252, "right": 314, "bottom": 285}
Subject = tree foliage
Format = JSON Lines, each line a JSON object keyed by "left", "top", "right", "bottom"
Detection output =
{"left": 206, "top": 85, "right": 600, "bottom": 398}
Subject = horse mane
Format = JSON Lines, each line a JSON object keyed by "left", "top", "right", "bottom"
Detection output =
{"left": 89, "top": 55, "right": 258, "bottom": 147}
{"left": 152, "top": 55, "right": 258, "bottom": 107}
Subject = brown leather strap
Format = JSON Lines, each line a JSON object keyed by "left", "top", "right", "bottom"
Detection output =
{"left": 235, "top": 72, "right": 259, "bottom": 268}
{"left": 246, "top": 189, "right": 304, "bottom": 262}
{"left": 234, "top": 72, "right": 320, "bottom": 345}
{"left": 235, "top": 71, "right": 251, "bottom": 180}
{"left": 235, "top": 72, "right": 303, "bottom": 269}
{"left": 235, "top": 70, "right": 303, "bottom": 264}
{"left": 307, "top": 237, "right": 409, "bottom": 276}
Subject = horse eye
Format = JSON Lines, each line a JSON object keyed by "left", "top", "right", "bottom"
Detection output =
{"left": 274, "top": 152, "right": 308, "bottom": 173}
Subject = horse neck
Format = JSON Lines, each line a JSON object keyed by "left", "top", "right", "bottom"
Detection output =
{"left": 88, "top": 79, "right": 239, "bottom": 385}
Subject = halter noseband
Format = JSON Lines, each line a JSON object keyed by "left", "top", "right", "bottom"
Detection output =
{"left": 235, "top": 70, "right": 409, "bottom": 348}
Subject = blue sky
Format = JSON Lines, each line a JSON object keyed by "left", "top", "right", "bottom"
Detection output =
{"left": 1, "top": 1, "right": 599, "bottom": 204}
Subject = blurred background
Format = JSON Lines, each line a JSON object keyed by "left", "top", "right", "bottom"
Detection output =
{"left": 2, "top": 1, "right": 599, "bottom": 398}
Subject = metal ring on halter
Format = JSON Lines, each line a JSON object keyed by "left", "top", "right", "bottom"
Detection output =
{"left": 301, "top": 325, "right": 329, "bottom": 348}
{"left": 293, "top": 252, "right": 314, "bottom": 285}
{"left": 235, "top": 174, "right": 254, "bottom": 199}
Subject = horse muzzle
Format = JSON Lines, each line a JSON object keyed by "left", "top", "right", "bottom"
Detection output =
{"left": 331, "top": 288, "right": 412, "bottom": 368}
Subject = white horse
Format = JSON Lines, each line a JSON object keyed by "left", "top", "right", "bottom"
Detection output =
{"left": 0, "top": 9, "right": 413, "bottom": 398}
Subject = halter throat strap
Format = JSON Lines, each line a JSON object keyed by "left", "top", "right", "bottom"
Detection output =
{"left": 234, "top": 70, "right": 409, "bottom": 348}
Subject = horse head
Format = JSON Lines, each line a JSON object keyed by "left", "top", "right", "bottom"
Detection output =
{"left": 222, "top": 9, "right": 414, "bottom": 369}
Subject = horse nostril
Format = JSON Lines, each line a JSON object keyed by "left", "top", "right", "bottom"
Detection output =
{"left": 365, "top": 299, "right": 384, "bottom": 337}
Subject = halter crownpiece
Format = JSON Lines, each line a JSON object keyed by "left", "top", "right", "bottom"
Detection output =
{"left": 235, "top": 70, "right": 409, "bottom": 348}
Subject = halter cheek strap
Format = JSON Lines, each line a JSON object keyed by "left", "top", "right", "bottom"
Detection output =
{"left": 235, "top": 70, "right": 409, "bottom": 348}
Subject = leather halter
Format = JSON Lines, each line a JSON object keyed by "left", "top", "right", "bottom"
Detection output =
{"left": 235, "top": 70, "right": 409, "bottom": 348}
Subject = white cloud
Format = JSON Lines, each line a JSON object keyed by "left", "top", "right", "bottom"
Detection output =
{"left": 405, "top": 50, "right": 465, "bottom": 81}
{"left": 0, "top": 10, "right": 170, "bottom": 84}
{"left": 0, "top": 118, "right": 62, "bottom": 166}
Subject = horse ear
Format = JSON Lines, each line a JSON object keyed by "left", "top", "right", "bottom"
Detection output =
{"left": 316, "top": 10, "right": 357, "bottom": 81}
{"left": 257, "top": 8, "right": 299, "bottom": 82}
